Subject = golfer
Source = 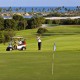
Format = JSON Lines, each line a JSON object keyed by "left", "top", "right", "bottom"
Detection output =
{"left": 37, "top": 36, "right": 42, "bottom": 50}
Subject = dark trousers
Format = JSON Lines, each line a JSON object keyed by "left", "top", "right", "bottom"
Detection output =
{"left": 38, "top": 42, "right": 41, "bottom": 50}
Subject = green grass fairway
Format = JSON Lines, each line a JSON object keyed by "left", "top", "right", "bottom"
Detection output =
{"left": 0, "top": 25, "right": 80, "bottom": 80}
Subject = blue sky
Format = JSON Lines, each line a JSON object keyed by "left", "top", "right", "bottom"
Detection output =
{"left": 0, "top": 0, "right": 80, "bottom": 7}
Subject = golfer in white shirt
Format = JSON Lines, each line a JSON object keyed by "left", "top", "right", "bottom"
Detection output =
{"left": 37, "top": 36, "right": 42, "bottom": 50}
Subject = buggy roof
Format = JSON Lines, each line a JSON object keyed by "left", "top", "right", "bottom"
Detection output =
{"left": 12, "top": 36, "right": 23, "bottom": 39}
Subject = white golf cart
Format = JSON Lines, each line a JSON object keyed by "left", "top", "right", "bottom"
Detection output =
{"left": 6, "top": 36, "right": 26, "bottom": 51}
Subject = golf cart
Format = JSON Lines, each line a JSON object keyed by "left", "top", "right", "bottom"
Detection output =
{"left": 6, "top": 36, "right": 26, "bottom": 51}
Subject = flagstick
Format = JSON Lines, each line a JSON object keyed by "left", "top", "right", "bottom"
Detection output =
{"left": 52, "top": 52, "right": 54, "bottom": 75}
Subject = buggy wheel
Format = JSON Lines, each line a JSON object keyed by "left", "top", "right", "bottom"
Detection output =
{"left": 10, "top": 48, "right": 13, "bottom": 51}
{"left": 6, "top": 47, "right": 13, "bottom": 51}
{"left": 21, "top": 47, "right": 26, "bottom": 50}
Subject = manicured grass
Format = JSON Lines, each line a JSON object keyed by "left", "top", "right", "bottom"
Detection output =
{"left": 0, "top": 52, "right": 53, "bottom": 80}
{"left": 0, "top": 51, "right": 80, "bottom": 80}
{"left": 54, "top": 50, "right": 80, "bottom": 80}
{"left": 0, "top": 25, "right": 80, "bottom": 80}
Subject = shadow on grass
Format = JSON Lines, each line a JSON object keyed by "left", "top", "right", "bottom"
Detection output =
{"left": 42, "top": 32, "right": 80, "bottom": 36}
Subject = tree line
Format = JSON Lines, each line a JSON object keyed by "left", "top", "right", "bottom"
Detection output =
{"left": 45, "top": 19, "right": 80, "bottom": 25}
{"left": 0, "top": 15, "right": 80, "bottom": 31}
{"left": 0, "top": 15, "right": 45, "bottom": 30}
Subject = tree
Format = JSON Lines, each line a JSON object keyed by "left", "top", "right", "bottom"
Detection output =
{"left": 61, "top": 19, "right": 73, "bottom": 25}
{"left": 74, "top": 19, "right": 80, "bottom": 25}
{"left": 27, "top": 17, "right": 45, "bottom": 29}
{"left": 31, "top": 8, "right": 34, "bottom": 13}
{"left": 13, "top": 14, "right": 24, "bottom": 21}
{"left": 8, "top": 7, "right": 12, "bottom": 12}
{"left": 52, "top": 20, "right": 60, "bottom": 24}
{"left": 47, "top": 12, "right": 61, "bottom": 17}
{"left": 4, "top": 29, "right": 16, "bottom": 42}
{"left": 3, "top": 8, "right": 6, "bottom": 12}
{"left": 17, "top": 19, "right": 28, "bottom": 30}
{"left": 0, "top": 17, "right": 4, "bottom": 30}
{"left": 45, "top": 19, "right": 53, "bottom": 24}
{"left": 13, "top": 14, "right": 28, "bottom": 30}
{"left": 42, "top": 8, "right": 45, "bottom": 12}
{"left": 15, "top": 8, "right": 19, "bottom": 12}
{"left": 0, "top": 29, "right": 15, "bottom": 44}
{"left": 0, "top": 31, "right": 5, "bottom": 43}
{"left": 4, "top": 19, "right": 16, "bottom": 30}
{"left": 0, "top": 8, "right": 2, "bottom": 12}
{"left": 77, "top": 19, "right": 80, "bottom": 25}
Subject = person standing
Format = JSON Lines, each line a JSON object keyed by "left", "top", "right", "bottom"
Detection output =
{"left": 37, "top": 36, "right": 42, "bottom": 50}
{"left": 18, "top": 39, "right": 22, "bottom": 45}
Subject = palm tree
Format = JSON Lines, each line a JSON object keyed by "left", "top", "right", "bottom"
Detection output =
{"left": 3, "top": 8, "right": 7, "bottom": 12}
{"left": 42, "top": 8, "right": 45, "bottom": 12}
{"left": 8, "top": 7, "right": 12, "bottom": 12}
{"left": 35, "top": 8, "right": 38, "bottom": 12}
{"left": 24, "top": 8, "right": 26, "bottom": 14}
{"left": 31, "top": 8, "right": 34, "bottom": 13}
{"left": 64, "top": 7, "right": 68, "bottom": 12}
{"left": 8, "top": 7, "right": 13, "bottom": 16}
{"left": 15, "top": 8, "right": 19, "bottom": 13}
{"left": 0, "top": 8, "right": 2, "bottom": 12}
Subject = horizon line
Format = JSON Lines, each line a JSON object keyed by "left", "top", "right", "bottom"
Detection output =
{"left": 0, "top": 6, "right": 79, "bottom": 7}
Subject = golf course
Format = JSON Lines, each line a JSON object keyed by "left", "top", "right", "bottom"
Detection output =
{"left": 0, "top": 25, "right": 80, "bottom": 80}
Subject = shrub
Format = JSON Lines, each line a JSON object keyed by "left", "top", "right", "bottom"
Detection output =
{"left": 0, "top": 29, "right": 16, "bottom": 44}
{"left": 0, "top": 17, "right": 4, "bottom": 30}
{"left": 45, "top": 19, "right": 53, "bottom": 24}
{"left": 4, "top": 29, "right": 16, "bottom": 42}
{"left": 0, "top": 31, "right": 5, "bottom": 43}
{"left": 37, "top": 28, "right": 48, "bottom": 34}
